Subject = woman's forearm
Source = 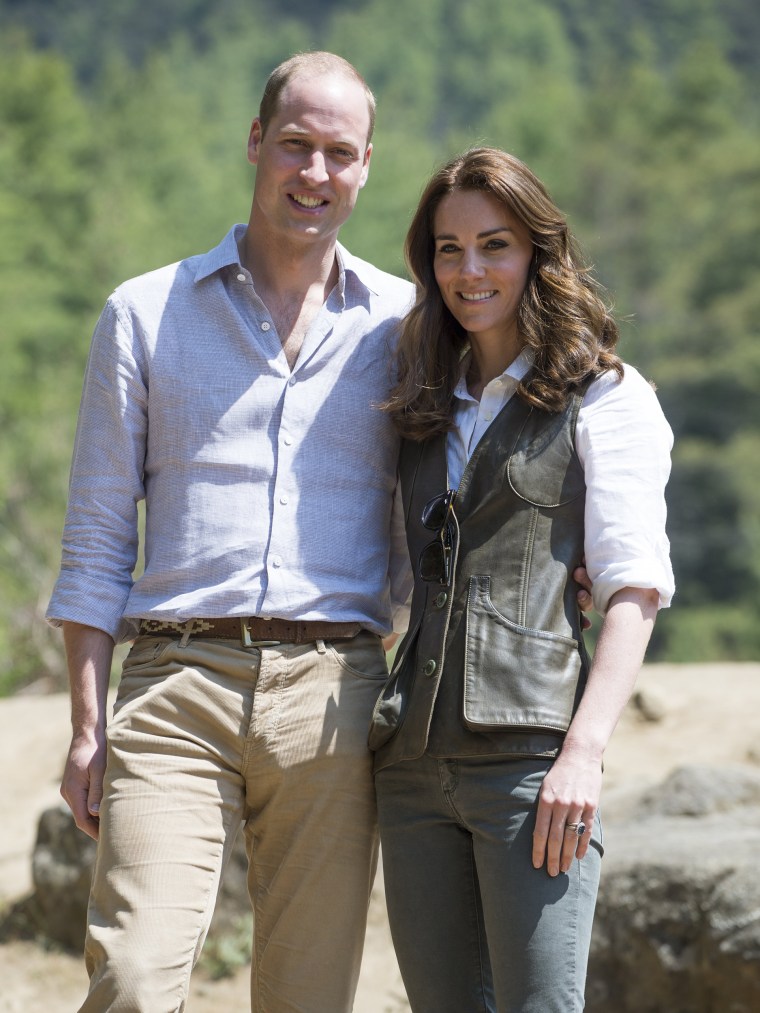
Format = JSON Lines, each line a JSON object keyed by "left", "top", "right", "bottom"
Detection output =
{"left": 562, "top": 585, "right": 659, "bottom": 764}
{"left": 532, "top": 585, "right": 659, "bottom": 875}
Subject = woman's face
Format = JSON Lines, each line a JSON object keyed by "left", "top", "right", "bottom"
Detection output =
{"left": 432, "top": 189, "right": 534, "bottom": 349}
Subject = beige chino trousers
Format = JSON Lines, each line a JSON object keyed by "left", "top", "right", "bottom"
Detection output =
{"left": 81, "top": 631, "right": 389, "bottom": 1013}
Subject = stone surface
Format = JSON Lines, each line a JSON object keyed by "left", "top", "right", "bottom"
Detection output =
{"left": 587, "top": 765, "right": 760, "bottom": 1013}
{"left": 30, "top": 805, "right": 98, "bottom": 950}
{"left": 629, "top": 686, "right": 669, "bottom": 723}
{"left": 639, "top": 763, "right": 760, "bottom": 817}
{"left": 0, "top": 804, "right": 250, "bottom": 957}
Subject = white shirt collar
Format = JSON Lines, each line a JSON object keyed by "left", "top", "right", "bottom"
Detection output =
{"left": 453, "top": 346, "right": 535, "bottom": 403}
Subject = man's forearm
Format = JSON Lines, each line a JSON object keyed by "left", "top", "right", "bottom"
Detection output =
{"left": 62, "top": 621, "right": 115, "bottom": 735}
{"left": 61, "top": 621, "right": 115, "bottom": 839}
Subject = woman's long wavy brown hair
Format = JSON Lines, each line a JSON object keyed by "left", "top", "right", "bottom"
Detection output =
{"left": 383, "top": 147, "right": 623, "bottom": 440}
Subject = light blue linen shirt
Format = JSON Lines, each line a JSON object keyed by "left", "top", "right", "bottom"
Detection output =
{"left": 47, "top": 225, "right": 415, "bottom": 643}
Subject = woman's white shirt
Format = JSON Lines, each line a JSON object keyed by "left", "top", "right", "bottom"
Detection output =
{"left": 447, "top": 351, "right": 675, "bottom": 615}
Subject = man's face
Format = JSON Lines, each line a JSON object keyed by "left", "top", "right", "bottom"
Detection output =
{"left": 247, "top": 71, "right": 372, "bottom": 247}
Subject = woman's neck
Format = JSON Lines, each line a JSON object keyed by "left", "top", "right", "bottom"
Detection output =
{"left": 467, "top": 333, "right": 524, "bottom": 401}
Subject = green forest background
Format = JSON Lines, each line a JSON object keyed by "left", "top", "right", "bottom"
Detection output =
{"left": 1, "top": 0, "right": 758, "bottom": 693}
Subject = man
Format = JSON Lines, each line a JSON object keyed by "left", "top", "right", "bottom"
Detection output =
{"left": 49, "top": 51, "right": 594, "bottom": 1012}
{"left": 48, "top": 52, "right": 414, "bottom": 1012}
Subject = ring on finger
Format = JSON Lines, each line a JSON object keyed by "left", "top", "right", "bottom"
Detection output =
{"left": 565, "top": 821, "right": 586, "bottom": 837}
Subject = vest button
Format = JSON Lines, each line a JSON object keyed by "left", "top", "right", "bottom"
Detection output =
{"left": 422, "top": 659, "right": 437, "bottom": 677}
{"left": 434, "top": 592, "right": 447, "bottom": 608}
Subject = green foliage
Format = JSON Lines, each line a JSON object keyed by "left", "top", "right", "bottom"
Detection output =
{"left": 0, "top": 34, "right": 100, "bottom": 689}
{"left": 650, "top": 604, "right": 760, "bottom": 663}
{"left": 198, "top": 914, "right": 254, "bottom": 980}
{"left": 0, "top": 0, "right": 758, "bottom": 690}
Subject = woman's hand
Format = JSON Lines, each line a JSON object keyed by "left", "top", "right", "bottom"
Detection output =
{"left": 531, "top": 745, "right": 601, "bottom": 876}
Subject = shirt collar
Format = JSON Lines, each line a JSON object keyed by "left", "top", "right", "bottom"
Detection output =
{"left": 453, "top": 346, "right": 535, "bottom": 403}
{"left": 192, "top": 226, "right": 376, "bottom": 305}
{"left": 193, "top": 224, "right": 248, "bottom": 282}
{"left": 340, "top": 244, "right": 383, "bottom": 297}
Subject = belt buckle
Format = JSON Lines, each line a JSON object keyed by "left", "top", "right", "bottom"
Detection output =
{"left": 240, "top": 619, "right": 280, "bottom": 649}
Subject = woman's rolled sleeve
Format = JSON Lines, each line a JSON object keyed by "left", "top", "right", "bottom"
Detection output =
{"left": 577, "top": 366, "right": 675, "bottom": 617}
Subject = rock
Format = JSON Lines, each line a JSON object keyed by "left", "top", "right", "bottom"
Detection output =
{"left": 629, "top": 686, "right": 668, "bottom": 722}
{"left": 587, "top": 765, "right": 760, "bottom": 1013}
{"left": 1, "top": 804, "right": 251, "bottom": 960}
{"left": 30, "top": 805, "right": 98, "bottom": 949}
{"left": 639, "top": 763, "right": 760, "bottom": 817}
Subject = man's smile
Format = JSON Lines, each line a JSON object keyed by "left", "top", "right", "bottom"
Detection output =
{"left": 290, "top": 192, "right": 328, "bottom": 209}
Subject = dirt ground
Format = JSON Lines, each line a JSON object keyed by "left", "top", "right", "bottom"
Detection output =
{"left": 2, "top": 661, "right": 759, "bottom": 1012}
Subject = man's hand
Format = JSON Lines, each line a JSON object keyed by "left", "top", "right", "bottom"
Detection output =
{"left": 573, "top": 564, "right": 594, "bottom": 630}
{"left": 61, "top": 731, "right": 106, "bottom": 841}
{"left": 382, "top": 632, "right": 399, "bottom": 653}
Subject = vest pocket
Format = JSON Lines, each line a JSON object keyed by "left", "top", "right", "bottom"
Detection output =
{"left": 462, "top": 576, "right": 582, "bottom": 732}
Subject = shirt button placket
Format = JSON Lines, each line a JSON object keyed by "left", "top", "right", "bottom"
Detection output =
{"left": 268, "top": 375, "right": 298, "bottom": 594}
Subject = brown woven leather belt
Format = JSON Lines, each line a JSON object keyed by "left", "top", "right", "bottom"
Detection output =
{"left": 139, "top": 616, "right": 364, "bottom": 647}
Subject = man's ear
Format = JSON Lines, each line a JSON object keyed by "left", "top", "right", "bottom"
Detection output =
{"left": 359, "top": 143, "right": 372, "bottom": 188}
{"left": 247, "top": 118, "right": 263, "bottom": 166}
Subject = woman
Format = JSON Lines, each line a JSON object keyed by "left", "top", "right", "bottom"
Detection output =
{"left": 369, "top": 148, "right": 674, "bottom": 1012}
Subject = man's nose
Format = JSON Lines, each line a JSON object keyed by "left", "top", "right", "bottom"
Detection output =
{"left": 300, "top": 150, "right": 329, "bottom": 185}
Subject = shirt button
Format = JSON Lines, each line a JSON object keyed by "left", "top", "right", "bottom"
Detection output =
{"left": 261, "top": 321, "right": 271, "bottom": 331}
{"left": 485, "top": 412, "right": 493, "bottom": 421}
{"left": 236, "top": 272, "right": 246, "bottom": 282}
{"left": 434, "top": 592, "right": 447, "bottom": 608}
{"left": 422, "top": 659, "right": 437, "bottom": 677}
{"left": 279, "top": 495, "right": 288, "bottom": 505}
{"left": 288, "top": 377, "right": 297, "bottom": 386}
{"left": 272, "top": 555, "right": 282, "bottom": 568}
{"left": 283, "top": 435, "right": 293, "bottom": 446}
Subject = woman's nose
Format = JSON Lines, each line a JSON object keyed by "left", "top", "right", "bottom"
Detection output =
{"left": 460, "top": 249, "right": 485, "bottom": 277}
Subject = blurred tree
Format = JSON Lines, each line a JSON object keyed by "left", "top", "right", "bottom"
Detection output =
{"left": 0, "top": 0, "right": 759, "bottom": 689}
{"left": 0, "top": 33, "right": 99, "bottom": 689}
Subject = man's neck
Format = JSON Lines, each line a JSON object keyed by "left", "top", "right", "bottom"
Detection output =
{"left": 240, "top": 220, "right": 341, "bottom": 370}
{"left": 241, "top": 220, "right": 339, "bottom": 300}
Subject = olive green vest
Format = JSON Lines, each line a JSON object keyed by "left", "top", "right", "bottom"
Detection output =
{"left": 370, "top": 387, "right": 591, "bottom": 771}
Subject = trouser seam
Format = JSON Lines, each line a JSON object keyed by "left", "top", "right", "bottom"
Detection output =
{"left": 572, "top": 858, "right": 582, "bottom": 1011}
{"left": 467, "top": 846, "right": 491, "bottom": 1013}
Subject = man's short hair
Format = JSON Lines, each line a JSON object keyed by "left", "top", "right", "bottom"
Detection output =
{"left": 258, "top": 51, "right": 376, "bottom": 145}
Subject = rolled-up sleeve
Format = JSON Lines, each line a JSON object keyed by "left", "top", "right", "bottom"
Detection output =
{"left": 576, "top": 366, "right": 675, "bottom": 616}
{"left": 46, "top": 295, "right": 148, "bottom": 640}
